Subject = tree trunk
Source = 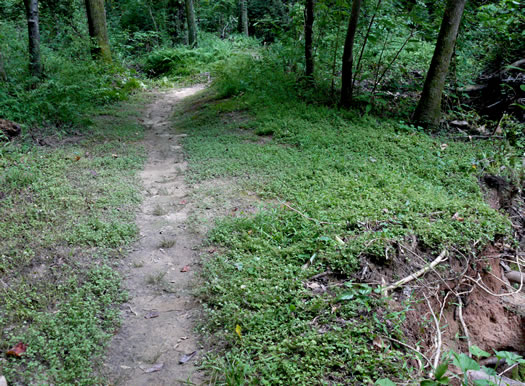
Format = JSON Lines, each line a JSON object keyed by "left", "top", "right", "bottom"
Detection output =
{"left": 413, "top": 0, "right": 466, "bottom": 129}
{"left": 304, "top": 0, "right": 314, "bottom": 80}
{"left": 185, "top": 0, "right": 197, "bottom": 47}
{"left": 0, "top": 51, "right": 7, "bottom": 81}
{"left": 240, "top": 0, "right": 249, "bottom": 36}
{"left": 168, "top": 0, "right": 185, "bottom": 43}
{"left": 23, "top": 0, "right": 43, "bottom": 78}
{"left": 340, "top": 0, "right": 363, "bottom": 108}
{"left": 84, "top": 0, "right": 112, "bottom": 62}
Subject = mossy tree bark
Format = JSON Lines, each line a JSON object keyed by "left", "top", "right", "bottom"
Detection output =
{"left": 185, "top": 0, "right": 197, "bottom": 47}
{"left": 240, "top": 0, "right": 249, "bottom": 37}
{"left": 84, "top": 0, "right": 112, "bottom": 62}
{"left": 304, "top": 0, "right": 314, "bottom": 81}
{"left": 340, "top": 0, "right": 362, "bottom": 108}
{"left": 23, "top": 0, "right": 43, "bottom": 78}
{"left": 413, "top": 0, "right": 466, "bottom": 129}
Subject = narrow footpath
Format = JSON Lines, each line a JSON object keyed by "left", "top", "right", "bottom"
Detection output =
{"left": 105, "top": 86, "right": 206, "bottom": 385}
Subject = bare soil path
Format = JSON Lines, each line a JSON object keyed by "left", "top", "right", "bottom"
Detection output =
{"left": 105, "top": 85, "right": 206, "bottom": 385}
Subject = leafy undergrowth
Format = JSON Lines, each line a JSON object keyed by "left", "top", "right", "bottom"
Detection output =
{"left": 143, "top": 33, "right": 259, "bottom": 81}
{"left": 0, "top": 22, "right": 144, "bottom": 129}
{"left": 0, "top": 97, "right": 147, "bottom": 384}
{"left": 176, "top": 63, "right": 513, "bottom": 383}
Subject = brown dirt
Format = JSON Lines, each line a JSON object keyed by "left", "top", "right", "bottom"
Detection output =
{"left": 104, "top": 86, "right": 207, "bottom": 385}
{"left": 360, "top": 235, "right": 525, "bottom": 373}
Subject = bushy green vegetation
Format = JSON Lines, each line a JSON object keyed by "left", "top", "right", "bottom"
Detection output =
{"left": 175, "top": 54, "right": 514, "bottom": 383}
{"left": 0, "top": 99, "right": 146, "bottom": 384}
{"left": 0, "top": 21, "right": 142, "bottom": 129}
{"left": 143, "top": 33, "right": 259, "bottom": 79}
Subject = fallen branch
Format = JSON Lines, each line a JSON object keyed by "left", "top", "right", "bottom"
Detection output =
{"left": 467, "top": 370, "right": 524, "bottom": 385}
{"left": 381, "top": 250, "right": 448, "bottom": 294}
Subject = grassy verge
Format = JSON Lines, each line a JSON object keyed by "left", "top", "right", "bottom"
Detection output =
{"left": 176, "top": 58, "right": 513, "bottom": 383}
{"left": 0, "top": 96, "right": 147, "bottom": 384}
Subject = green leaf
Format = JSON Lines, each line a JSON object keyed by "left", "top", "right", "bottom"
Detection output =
{"left": 420, "top": 381, "right": 438, "bottom": 386}
{"left": 469, "top": 345, "right": 490, "bottom": 359}
{"left": 336, "top": 292, "right": 355, "bottom": 301}
{"left": 520, "top": 84, "right": 525, "bottom": 92}
{"left": 434, "top": 362, "right": 449, "bottom": 380}
{"left": 452, "top": 353, "right": 480, "bottom": 373}
{"left": 375, "top": 379, "right": 396, "bottom": 386}
{"left": 495, "top": 351, "right": 525, "bottom": 366}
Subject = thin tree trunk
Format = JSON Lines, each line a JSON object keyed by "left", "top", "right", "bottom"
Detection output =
{"left": 84, "top": 0, "right": 112, "bottom": 62}
{"left": 23, "top": 0, "right": 43, "bottom": 78}
{"left": 340, "top": 0, "right": 363, "bottom": 108}
{"left": 304, "top": 0, "right": 314, "bottom": 80}
{"left": 352, "top": 0, "right": 382, "bottom": 90}
{"left": 330, "top": 16, "right": 343, "bottom": 98}
{"left": 185, "top": 0, "right": 197, "bottom": 47}
{"left": 148, "top": 2, "right": 159, "bottom": 35}
{"left": 0, "top": 51, "right": 7, "bottom": 81}
{"left": 240, "top": 0, "right": 249, "bottom": 36}
{"left": 413, "top": 0, "right": 466, "bottom": 129}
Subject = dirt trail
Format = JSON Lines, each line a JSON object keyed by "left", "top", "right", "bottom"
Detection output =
{"left": 105, "top": 85, "right": 206, "bottom": 385}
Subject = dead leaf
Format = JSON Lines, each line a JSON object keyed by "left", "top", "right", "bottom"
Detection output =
{"left": 180, "top": 265, "right": 190, "bottom": 272}
{"left": 235, "top": 324, "right": 242, "bottom": 339}
{"left": 143, "top": 363, "right": 164, "bottom": 373}
{"left": 306, "top": 282, "right": 321, "bottom": 290}
{"left": 451, "top": 120, "right": 469, "bottom": 127}
{"left": 144, "top": 311, "right": 159, "bottom": 319}
{"left": 373, "top": 336, "right": 384, "bottom": 349}
{"left": 112, "top": 154, "right": 118, "bottom": 159}
{"left": 207, "top": 247, "right": 216, "bottom": 254}
{"left": 452, "top": 212, "right": 464, "bottom": 222}
{"left": 440, "top": 143, "right": 448, "bottom": 151}
{"left": 334, "top": 235, "right": 345, "bottom": 246}
{"left": 74, "top": 155, "right": 81, "bottom": 162}
{"left": 179, "top": 351, "right": 197, "bottom": 364}
{"left": 6, "top": 342, "right": 27, "bottom": 357}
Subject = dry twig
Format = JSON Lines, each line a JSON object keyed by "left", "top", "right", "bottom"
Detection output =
{"left": 382, "top": 250, "right": 448, "bottom": 294}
